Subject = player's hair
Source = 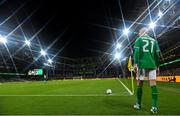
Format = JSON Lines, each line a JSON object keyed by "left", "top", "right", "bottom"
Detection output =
{"left": 139, "top": 27, "right": 148, "bottom": 36}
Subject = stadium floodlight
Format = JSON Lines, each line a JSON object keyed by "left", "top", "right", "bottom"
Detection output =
{"left": 48, "top": 59, "right": 53, "bottom": 64}
{"left": 114, "top": 52, "right": 121, "bottom": 60}
{"left": 43, "top": 62, "right": 53, "bottom": 67}
{"left": 116, "top": 43, "right": 122, "bottom": 49}
{"left": 25, "top": 40, "right": 31, "bottom": 46}
{"left": 123, "top": 28, "right": 129, "bottom": 35}
{"left": 148, "top": 22, "right": 156, "bottom": 29}
{"left": 40, "top": 50, "right": 47, "bottom": 56}
{"left": 0, "top": 35, "right": 7, "bottom": 44}
{"left": 158, "top": 10, "right": 163, "bottom": 17}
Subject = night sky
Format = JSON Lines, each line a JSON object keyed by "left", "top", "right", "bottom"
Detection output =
{"left": 1, "top": 0, "right": 145, "bottom": 58}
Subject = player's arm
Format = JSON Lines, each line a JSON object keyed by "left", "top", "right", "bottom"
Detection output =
{"left": 133, "top": 38, "right": 140, "bottom": 73}
{"left": 156, "top": 67, "right": 160, "bottom": 76}
{"left": 155, "top": 40, "right": 160, "bottom": 75}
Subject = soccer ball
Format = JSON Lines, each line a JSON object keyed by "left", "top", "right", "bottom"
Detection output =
{"left": 106, "top": 89, "right": 112, "bottom": 94}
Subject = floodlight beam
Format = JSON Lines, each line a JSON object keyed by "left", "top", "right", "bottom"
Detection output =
{"left": 114, "top": 52, "right": 121, "bottom": 60}
{"left": 48, "top": 59, "right": 53, "bottom": 64}
{"left": 0, "top": 35, "right": 7, "bottom": 44}
{"left": 148, "top": 22, "right": 156, "bottom": 29}
{"left": 40, "top": 50, "right": 47, "bottom": 56}
{"left": 123, "top": 28, "right": 129, "bottom": 35}
{"left": 158, "top": 10, "right": 163, "bottom": 17}
{"left": 25, "top": 40, "right": 31, "bottom": 46}
{"left": 116, "top": 43, "right": 122, "bottom": 49}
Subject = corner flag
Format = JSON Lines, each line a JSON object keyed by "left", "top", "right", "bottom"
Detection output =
{"left": 128, "top": 56, "right": 134, "bottom": 95}
{"left": 128, "top": 56, "right": 133, "bottom": 72}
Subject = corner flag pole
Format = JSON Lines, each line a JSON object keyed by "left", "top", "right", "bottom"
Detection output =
{"left": 128, "top": 56, "right": 134, "bottom": 95}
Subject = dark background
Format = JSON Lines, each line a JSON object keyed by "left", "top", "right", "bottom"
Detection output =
{"left": 2, "top": 0, "right": 179, "bottom": 59}
{"left": 0, "top": 0, "right": 146, "bottom": 58}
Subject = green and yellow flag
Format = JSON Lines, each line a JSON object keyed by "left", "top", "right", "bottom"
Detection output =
{"left": 128, "top": 56, "right": 133, "bottom": 72}
{"left": 128, "top": 56, "right": 134, "bottom": 95}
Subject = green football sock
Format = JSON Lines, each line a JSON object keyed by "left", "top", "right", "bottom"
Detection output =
{"left": 151, "top": 85, "right": 158, "bottom": 108}
{"left": 136, "top": 86, "right": 142, "bottom": 105}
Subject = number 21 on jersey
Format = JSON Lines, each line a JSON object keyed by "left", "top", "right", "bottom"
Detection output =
{"left": 142, "top": 40, "right": 154, "bottom": 53}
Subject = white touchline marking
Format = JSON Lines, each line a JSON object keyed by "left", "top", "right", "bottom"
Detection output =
{"left": 117, "top": 79, "right": 133, "bottom": 95}
{"left": 0, "top": 93, "right": 130, "bottom": 97}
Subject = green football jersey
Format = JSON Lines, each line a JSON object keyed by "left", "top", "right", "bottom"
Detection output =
{"left": 134, "top": 34, "right": 160, "bottom": 69}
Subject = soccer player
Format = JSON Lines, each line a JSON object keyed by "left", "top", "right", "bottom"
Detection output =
{"left": 133, "top": 27, "right": 160, "bottom": 114}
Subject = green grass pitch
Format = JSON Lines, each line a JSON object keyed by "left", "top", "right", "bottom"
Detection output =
{"left": 0, "top": 79, "right": 180, "bottom": 115}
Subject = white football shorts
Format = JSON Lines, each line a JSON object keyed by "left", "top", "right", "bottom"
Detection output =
{"left": 136, "top": 69, "right": 156, "bottom": 80}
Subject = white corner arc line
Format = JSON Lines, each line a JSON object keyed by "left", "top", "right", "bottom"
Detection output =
{"left": 117, "top": 79, "right": 133, "bottom": 95}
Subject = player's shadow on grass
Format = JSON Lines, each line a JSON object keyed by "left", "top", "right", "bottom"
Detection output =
{"left": 103, "top": 99, "right": 150, "bottom": 114}
{"left": 103, "top": 98, "right": 131, "bottom": 110}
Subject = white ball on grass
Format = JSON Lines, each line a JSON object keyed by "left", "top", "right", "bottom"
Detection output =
{"left": 106, "top": 89, "right": 112, "bottom": 95}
